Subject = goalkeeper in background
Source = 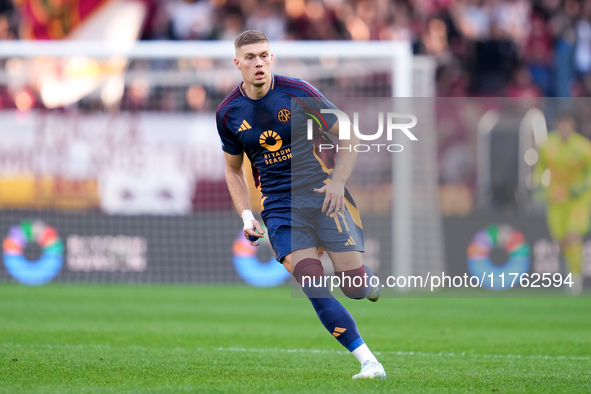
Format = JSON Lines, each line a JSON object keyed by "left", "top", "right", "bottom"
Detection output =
{"left": 534, "top": 112, "right": 591, "bottom": 295}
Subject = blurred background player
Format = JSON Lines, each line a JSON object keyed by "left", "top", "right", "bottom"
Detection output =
{"left": 534, "top": 112, "right": 591, "bottom": 295}
{"left": 216, "top": 30, "right": 385, "bottom": 379}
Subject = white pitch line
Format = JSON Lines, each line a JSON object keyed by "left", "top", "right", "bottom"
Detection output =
{"left": 2, "top": 343, "right": 588, "bottom": 362}
{"left": 218, "top": 347, "right": 591, "bottom": 362}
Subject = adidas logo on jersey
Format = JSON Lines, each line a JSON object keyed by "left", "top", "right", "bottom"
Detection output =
{"left": 238, "top": 120, "right": 252, "bottom": 132}
{"left": 344, "top": 236, "right": 356, "bottom": 246}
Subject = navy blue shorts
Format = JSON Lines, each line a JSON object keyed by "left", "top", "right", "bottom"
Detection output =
{"left": 260, "top": 186, "right": 365, "bottom": 262}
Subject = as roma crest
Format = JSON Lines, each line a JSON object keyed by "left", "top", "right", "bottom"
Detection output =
{"left": 277, "top": 108, "right": 291, "bottom": 123}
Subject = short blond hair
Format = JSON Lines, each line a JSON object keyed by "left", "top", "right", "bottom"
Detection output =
{"left": 234, "top": 30, "right": 269, "bottom": 49}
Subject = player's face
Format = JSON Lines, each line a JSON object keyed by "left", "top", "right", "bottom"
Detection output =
{"left": 234, "top": 42, "right": 274, "bottom": 88}
{"left": 557, "top": 118, "right": 575, "bottom": 141}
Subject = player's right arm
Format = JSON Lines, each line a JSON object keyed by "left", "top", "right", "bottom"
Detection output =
{"left": 217, "top": 97, "right": 264, "bottom": 246}
{"left": 224, "top": 152, "right": 265, "bottom": 246}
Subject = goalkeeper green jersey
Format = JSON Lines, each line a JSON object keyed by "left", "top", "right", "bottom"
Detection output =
{"left": 535, "top": 131, "right": 591, "bottom": 204}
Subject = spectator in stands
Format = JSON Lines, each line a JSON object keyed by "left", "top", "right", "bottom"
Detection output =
{"left": 167, "top": 0, "right": 214, "bottom": 40}
{"left": 245, "top": 2, "right": 285, "bottom": 40}
{"left": 505, "top": 65, "right": 543, "bottom": 98}
{"left": 0, "top": 0, "right": 16, "bottom": 39}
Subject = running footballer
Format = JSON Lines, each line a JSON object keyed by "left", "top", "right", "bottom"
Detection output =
{"left": 216, "top": 30, "right": 385, "bottom": 379}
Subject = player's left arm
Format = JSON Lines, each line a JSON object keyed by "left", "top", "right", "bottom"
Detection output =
{"left": 313, "top": 122, "right": 359, "bottom": 215}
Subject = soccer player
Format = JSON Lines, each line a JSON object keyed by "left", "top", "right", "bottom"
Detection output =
{"left": 216, "top": 30, "right": 386, "bottom": 379}
{"left": 534, "top": 111, "right": 591, "bottom": 295}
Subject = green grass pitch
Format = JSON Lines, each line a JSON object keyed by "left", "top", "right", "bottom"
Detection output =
{"left": 1, "top": 284, "right": 590, "bottom": 393}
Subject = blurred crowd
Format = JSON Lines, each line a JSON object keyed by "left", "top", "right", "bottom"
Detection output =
{"left": 144, "top": 0, "right": 591, "bottom": 98}
{"left": 152, "top": 0, "right": 590, "bottom": 98}
{"left": 1, "top": 0, "right": 591, "bottom": 98}
{"left": 0, "top": 0, "right": 590, "bottom": 101}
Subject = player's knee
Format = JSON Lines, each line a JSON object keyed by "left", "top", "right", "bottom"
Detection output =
{"left": 292, "top": 258, "right": 324, "bottom": 286}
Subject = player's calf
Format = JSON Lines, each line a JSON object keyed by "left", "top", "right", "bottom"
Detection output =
{"left": 293, "top": 259, "right": 363, "bottom": 347}
{"left": 293, "top": 258, "right": 384, "bottom": 378}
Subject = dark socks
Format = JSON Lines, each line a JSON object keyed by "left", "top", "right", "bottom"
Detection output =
{"left": 293, "top": 258, "right": 364, "bottom": 351}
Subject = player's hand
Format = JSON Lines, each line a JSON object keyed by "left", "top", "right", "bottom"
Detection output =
{"left": 242, "top": 210, "right": 265, "bottom": 246}
{"left": 314, "top": 180, "right": 346, "bottom": 216}
{"left": 243, "top": 220, "right": 265, "bottom": 246}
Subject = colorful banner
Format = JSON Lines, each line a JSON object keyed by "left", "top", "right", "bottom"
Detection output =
{"left": 18, "top": 0, "right": 110, "bottom": 40}
{"left": 0, "top": 110, "right": 225, "bottom": 213}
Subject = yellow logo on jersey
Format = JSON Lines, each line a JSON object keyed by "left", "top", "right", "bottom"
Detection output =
{"left": 238, "top": 120, "right": 252, "bottom": 132}
{"left": 259, "top": 130, "right": 283, "bottom": 152}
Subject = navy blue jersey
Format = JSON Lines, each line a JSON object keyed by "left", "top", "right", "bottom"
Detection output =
{"left": 216, "top": 75, "right": 338, "bottom": 196}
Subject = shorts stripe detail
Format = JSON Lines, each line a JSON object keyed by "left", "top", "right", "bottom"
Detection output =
{"left": 345, "top": 198, "right": 362, "bottom": 230}
{"left": 339, "top": 213, "right": 349, "bottom": 232}
{"left": 330, "top": 213, "right": 343, "bottom": 233}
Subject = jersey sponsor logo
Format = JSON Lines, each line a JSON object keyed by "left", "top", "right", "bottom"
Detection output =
{"left": 277, "top": 108, "right": 291, "bottom": 123}
{"left": 263, "top": 148, "right": 291, "bottom": 165}
{"left": 238, "top": 119, "right": 252, "bottom": 132}
{"left": 259, "top": 130, "right": 283, "bottom": 152}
